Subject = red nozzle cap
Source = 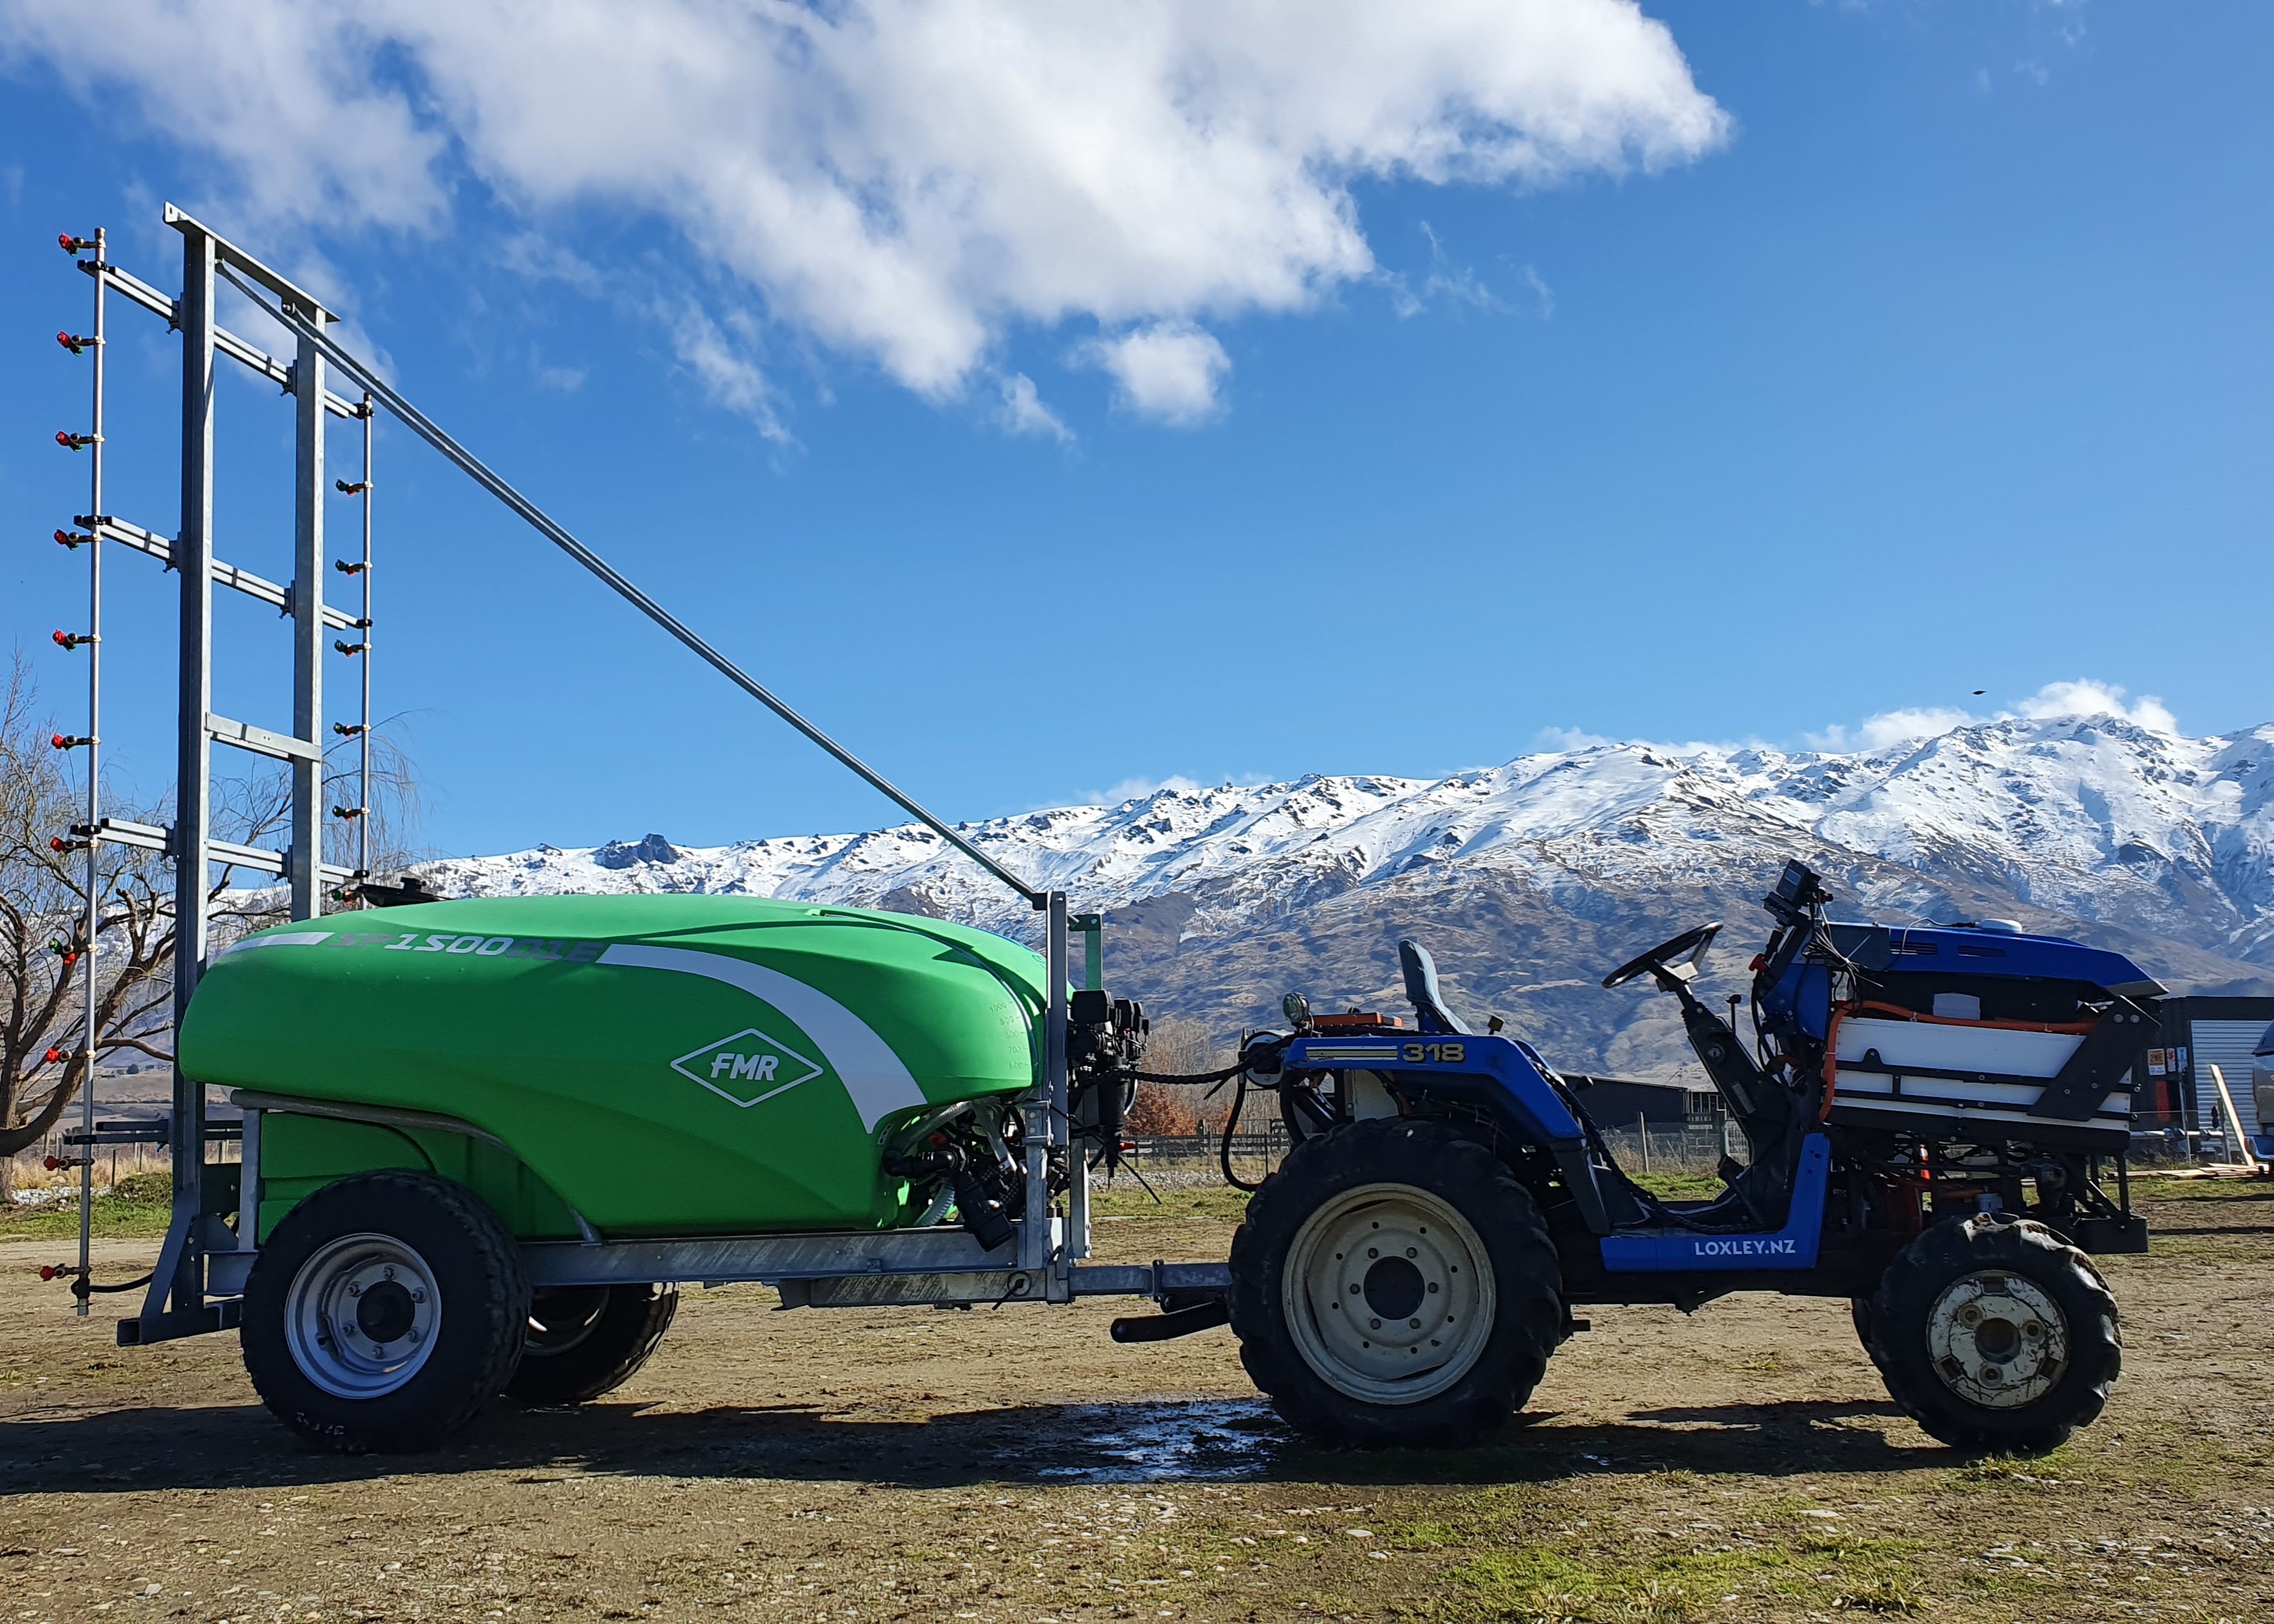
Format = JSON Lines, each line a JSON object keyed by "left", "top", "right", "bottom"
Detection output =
{"left": 50, "top": 734, "right": 67, "bottom": 749}
{"left": 39, "top": 1265, "right": 57, "bottom": 1281}
{"left": 44, "top": 1047, "right": 65, "bottom": 1065}
{"left": 58, "top": 232, "right": 87, "bottom": 254}
{"left": 42, "top": 1156, "right": 62, "bottom": 1172}
{"left": 55, "top": 430, "right": 74, "bottom": 448}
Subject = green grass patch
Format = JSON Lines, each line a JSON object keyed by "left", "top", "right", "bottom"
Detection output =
{"left": 1453, "top": 1544, "right": 1785, "bottom": 1623}
{"left": 1948, "top": 1447, "right": 2076, "bottom": 1487}
{"left": 0, "top": 1169, "right": 173, "bottom": 1242}
{"left": 1625, "top": 1172, "right": 1728, "bottom": 1202}
{"left": 1089, "top": 1181, "right": 1252, "bottom": 1224}
{"left": 1437, "top": 1514, "right": 1926, "bottom": 1623}
{"left": 2128, "top": 1175, "right": 2274, "bottom": 1204}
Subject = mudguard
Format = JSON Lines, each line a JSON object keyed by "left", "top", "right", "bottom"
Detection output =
{"left": 1280, "top": 1031, "right": 1617, "bottom": 1232}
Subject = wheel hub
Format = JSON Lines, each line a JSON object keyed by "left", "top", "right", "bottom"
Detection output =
{"left": 355, "top": 1279, "right": 418, "bottom": 1344}
{"left": 284, "top": 1233, "right": 443, "bottom": 1400}
{"left": 1363, "top": 1255, "right": 1427, "bottom": 1320}
{"left": 1282, "top": 1182, "right": 1494, "bottom": 1405}
{"left": 1925, "top": 1270, "right": 2068, "bottom": 1410}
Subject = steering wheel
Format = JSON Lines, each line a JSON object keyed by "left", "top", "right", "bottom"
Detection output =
{"left": 1601, "top": 922, "right": 1723, "bottom": 989}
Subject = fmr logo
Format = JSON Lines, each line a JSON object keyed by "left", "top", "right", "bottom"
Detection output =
{"left": 670, "top": 1028, "right": 826, "bottom": 1108}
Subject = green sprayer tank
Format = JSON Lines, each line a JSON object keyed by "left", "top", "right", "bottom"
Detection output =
{"left": 180, "top": 896, "right": 1047, "bottom": 1240}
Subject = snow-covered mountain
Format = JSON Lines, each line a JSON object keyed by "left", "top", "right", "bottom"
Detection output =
{"left": 413, "top": 712, "right": 2274, "bottom": 1076}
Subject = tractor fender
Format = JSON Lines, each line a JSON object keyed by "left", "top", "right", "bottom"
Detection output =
{"left": 1279, "top": 1033, "right": 1616, "bottom": 1234}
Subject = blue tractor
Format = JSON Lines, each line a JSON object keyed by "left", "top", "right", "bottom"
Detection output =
{"left": 1223, "top": 859, "right": 2152, "bottom": 1452}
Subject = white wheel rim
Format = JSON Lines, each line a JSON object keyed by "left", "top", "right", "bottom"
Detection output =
{"left": 1926, "top": 1269, "right": 2068, "bottom": 1410}
{"left": 284, "top": 1232, "right": 443, "bottom": 1400}
{"left": 1281, "top": 1182, "right": 1495, "bottom": 1406}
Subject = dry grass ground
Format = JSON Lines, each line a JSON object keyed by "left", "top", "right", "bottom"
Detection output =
{"left": 3, "top": 1177, "right": 2271, "bottom": 1623}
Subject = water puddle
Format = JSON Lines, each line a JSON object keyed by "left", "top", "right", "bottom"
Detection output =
{"left": 998, "top": 1399, "right": 1289, "bottom": 1483}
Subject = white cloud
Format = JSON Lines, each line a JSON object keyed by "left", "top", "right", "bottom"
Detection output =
{"left": 1387, "top": 223, "right": 1505, "bottom": 320}
{"left": 0, "top": 0, "right": 1728, "bottom": 424}
{"left": 1518, "top": 264, "right": 1556, "bottom": 319}
{"left": 1534, "top": 725, "right": 1615, "bottom": 751}
{"left": 665, "top": 302, "right": 789, "bottom": 443}
{"left": 998, "top": 373, "right": 1072, "bottom": 443}
{"left": 532, "top": 349, "right": 586, "bottom": 392}
{"left": 1092, "top": 775, "right": 1206, "bottom": 806}
{"left": 1806, "top": 706, "right": 1980, "bottom": 752}
{"left": 1076, "top": 322, "right": 1231, "bottom": 425}
{"left": 1808, "top": 680, "right": 2180, "bottom": 751}
{"left": 2010, "top": 680, "right": 2178, "bottom": 734}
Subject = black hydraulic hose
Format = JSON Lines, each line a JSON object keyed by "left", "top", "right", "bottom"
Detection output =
{"left": 1111, "top": 1061, "right": 1250, "bottom": 1087}
{"left": 1218, "top": 1073, "right": 1266, "bottom": 1193}
{"left": 65, "top": 1269, "right": 155, "bottom": 1299}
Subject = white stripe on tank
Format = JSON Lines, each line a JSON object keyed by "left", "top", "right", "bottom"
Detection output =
{"left": 597, "top": 943, "right": 925, "bottom": 1133}
{"left": 228, "top": 930, "right": 334, "bottom": 953}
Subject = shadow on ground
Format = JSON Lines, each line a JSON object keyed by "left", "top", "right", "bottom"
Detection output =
{"left": 1, "top": 1393, "right": 1926, "bottom": 1494}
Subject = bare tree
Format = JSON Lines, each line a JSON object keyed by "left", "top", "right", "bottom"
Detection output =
{"left": 1, "top": 653, "right": 175, "bottom": 1166}
{"left": 1124, "top": 1016, "right": 1229, "bottom": 1136}
{"left": 0, "top": 654, "right": 421, "bottom": 1174}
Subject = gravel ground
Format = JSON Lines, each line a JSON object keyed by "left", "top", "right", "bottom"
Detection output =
{"left": 2, "top": 1181, "right": 2270, "bottom": 1623}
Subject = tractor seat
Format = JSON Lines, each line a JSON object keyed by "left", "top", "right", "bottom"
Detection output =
{"left": 1397, "top": 939, "right": 1472, "bottom": 1036}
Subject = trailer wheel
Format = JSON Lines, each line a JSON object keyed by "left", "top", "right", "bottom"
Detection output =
{"left": 241, "top": 1171, "right": 529, "bottom": 1453}
{"left": 507, "top": 1284, "right": 678, "bottom": 1405}
{"left": 1864, "top": 1212, "right": 2121, "bottom": 1454}
{"left": 1229, "top": 1118, "right": 1563, "bottom": 1449}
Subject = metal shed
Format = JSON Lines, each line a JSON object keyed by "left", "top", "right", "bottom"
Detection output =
{"left": 2146, "top": 996, "right": 2274, "bottom": 1146}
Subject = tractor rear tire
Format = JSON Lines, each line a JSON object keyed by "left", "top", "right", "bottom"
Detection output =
{"left": 242, "top": 1171, "right": 529, "bottom": 1454}
{"left": 1228, "top": 1118, "right": 1564, "bottom": 1449}
{"left": 507, "top": 1284, "right": 678, "bottom": 1405}
{"left": 1850, "top": 1297, "right": 1885, "bottom": 1371}
{"left": 1864, "top": 1212, "right": 2121, "bottom": 1454}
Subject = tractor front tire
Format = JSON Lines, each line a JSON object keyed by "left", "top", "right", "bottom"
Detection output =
{"left": 1229, "top": 1118, "right": 1564, "bottom": 1449}
{"left": 241, "top": 1171, "right": 530, "bottom": 1454}
{"left": 1864, "top": 1213, "right": 2121, "bottom": 1454}
{"left": 507, "top": 1284, "right": 678, "bottom": 1405}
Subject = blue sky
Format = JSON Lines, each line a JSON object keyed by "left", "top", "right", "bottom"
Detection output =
{"left": 1, "top": 1, "right": 2267, "bottom": 861}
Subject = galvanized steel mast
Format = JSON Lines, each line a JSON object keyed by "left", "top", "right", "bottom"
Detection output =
{"left": 72, "top": 226, "right": 106, "bottom": 1315}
